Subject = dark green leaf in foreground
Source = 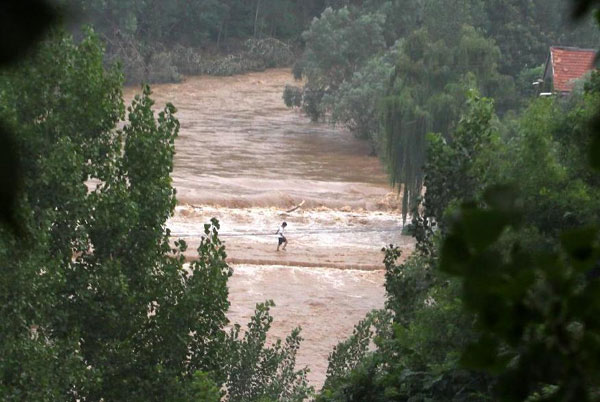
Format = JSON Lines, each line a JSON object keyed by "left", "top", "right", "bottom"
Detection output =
{"left": 0, "top": 0, "right": 57, "bottom": 233}
{"left": 0, "top": 0, "right": 57, "bottom": 66}
{"left": 560, "top": 226, "right": 598, "bottom": 263}
{"left": 460, "top": 335, "right": 509, "bottom": 374}
{"left": 571, "top": 0, "right": 600, "bottom": 19}
{"left": 0, "top": 125, "right": 21, "bottom": 232}
{"left": 589, "top": 114, "right": 600, "bottom": 169}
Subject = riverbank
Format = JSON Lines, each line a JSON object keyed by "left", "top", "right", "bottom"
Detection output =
{"left": 113, "top": 38, "right": 295, "bottom": 85}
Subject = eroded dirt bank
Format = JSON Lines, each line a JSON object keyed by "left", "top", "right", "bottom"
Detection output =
{"left": 126, "top": 69, "right": 414, "bottom": 388}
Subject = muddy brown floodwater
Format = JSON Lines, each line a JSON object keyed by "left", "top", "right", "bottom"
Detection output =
{"left": 125, "top": 69, "right": 414, "bottom": 389}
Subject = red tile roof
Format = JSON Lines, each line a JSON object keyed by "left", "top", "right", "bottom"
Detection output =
{"left": 547, "top": 47, "right": 596, "bottom": 92}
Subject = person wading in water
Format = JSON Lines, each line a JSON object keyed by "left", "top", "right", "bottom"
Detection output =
{"left": 276, "top": 221, "right": 288, "bottom": 251}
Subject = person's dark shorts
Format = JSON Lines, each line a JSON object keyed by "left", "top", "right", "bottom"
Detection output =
{"left": 278, "top": 236, "right": 287, "bottom": 245}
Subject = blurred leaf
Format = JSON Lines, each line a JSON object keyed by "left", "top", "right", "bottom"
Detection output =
{"left": 483, "top": 184, "right": 520, "bottom": 213}
{"left": 571, "top": 0, "right": 600, "bottom": 19}
{"left": 560, "top": 226, "right": 598, "bottom": 262}
{"left": 460, "top": 336, "right": 506, "bottom": 373}
{"left": 0, "top": 0, "right": 57, "bottom": 66}
{"left": 0, "top": 0, "right": 57, "bottom": 233}
{"left": 589, "top": 124, "right": 600, "bottom": 170}
{"left": 0, "top": 125, "right": 21, "bottom": 232}
{"left": 440, "top": 233, "right": 471, "bottom": 275}
{"left": 461, "top": 209, "right": 510, "bottom": 252}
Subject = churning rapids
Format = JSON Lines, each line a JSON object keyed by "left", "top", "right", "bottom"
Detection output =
{"left": 125, "top": 69, "right": 414, "bottom": 388}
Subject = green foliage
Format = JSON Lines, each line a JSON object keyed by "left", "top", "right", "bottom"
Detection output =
{"left": 382, "top": 25, "right": 513, "bottom": 219}
{"left": 72, "top": 0, "right": 319, "bottom": 47}
{"left": 285, "top": 3, "right": 400, "bottom": 138}
{"left": 439, "top": 185, "right": 600, "bottom": 400}
{"left": 289, "top": 0, "right": 599, "bottom": 219}
{"left": 422, "top": 93, "right": 499, "bottom": 231}
{"left": 320, "top": 42, "right": 600, "bottom": 397}
{"left": 316, "top": 81, "right": 507, "bottom": 402}
{"left": 0, "top": 0, "right": 57, "bottom": 232}
{"left": 318, "top": 355, "right": 388, "bottom": 402}
{"left": 381, "top": 82, "right": 428, "bottom": 223}
{"left": 301, "top": 7, "right": 386, "bottom": 92}
{"left": 328, "top": 52, "right": 396, "bottom": 149}
{"left": 245, "top": 37, "right": 295, "bottom": 68}
{"left": 0, "top": 28, "right": 310, "bottom": 401}
{"left": 293, "top": 6, "right": 387, "bottom": 123}
{"left": 497, "top": 94, "right": 600, "bottom": 238}
{"left": 516, "top": 65, "right": 545, "bottom": 99}
{"left": 66, "top": 0, "right": 327, "bottom": 83}
{"left": 283, "top": 85, "right": 303, "bottom": 108}
{"left": 484, "top": 0, "right": 600, "bottom": 76}
{"left": 187, "top": 371, "right": 222, "bottom": 402}
{"left": 384, "top": 247, "right": 435, "bottom": 325}
{"left": 406, "top": 66, "right": 600, "bottom": 256}
{"left": 108, "top": 36, "right": 295, "bottom": 84}
{"left": 226, "top": 300, "right": 314, "bottom": 401}
{"left": 321, "top": 310, "right": 392, "bottom": 393}
{"left": 0, "top": 0, "right": 57, "bottom": 66}
{"left": 390, "top": 12, "right": 600, "bottom": 399}
{"left": 587, "top": 72, "right": 600, "bottom": 171}
{"left": 319, "top": 248, "right": 492, "bottom": 401}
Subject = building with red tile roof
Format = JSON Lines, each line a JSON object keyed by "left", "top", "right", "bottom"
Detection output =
{"left": 542, "top": 47, "right": 596, "bottom": 94}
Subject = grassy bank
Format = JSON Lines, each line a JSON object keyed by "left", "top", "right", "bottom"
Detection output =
{"left": 106, "top": 37, "right": 296, "bottom": 84}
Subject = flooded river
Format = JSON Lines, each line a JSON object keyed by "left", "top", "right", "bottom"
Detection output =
{"left": 126, "top": 69, "right": 414, "bottom": 388}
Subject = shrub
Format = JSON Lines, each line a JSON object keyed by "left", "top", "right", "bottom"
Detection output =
{"left": 147, "top": 51, "right": 183, "bottom": 83}
{"left": 245, "top": 37, "right": 294, "bottom": 69}
{"left": 283, "top": 85, "right": 303, "bottom": 108}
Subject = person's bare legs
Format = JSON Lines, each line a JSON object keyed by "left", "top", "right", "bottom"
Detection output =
{"left": 282, "top": 240, "right": 287, "bottom": 250}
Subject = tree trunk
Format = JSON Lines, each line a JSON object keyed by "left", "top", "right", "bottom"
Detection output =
{"left": 217, "top": 19, "right": 224, "bottom": 49}
{"left": 254, "top": 0, "right": 262, "bottom": 38}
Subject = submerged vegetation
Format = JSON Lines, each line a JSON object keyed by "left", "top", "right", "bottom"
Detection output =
{"left": 3, "top": 0, "right": 600, "bottom": 400}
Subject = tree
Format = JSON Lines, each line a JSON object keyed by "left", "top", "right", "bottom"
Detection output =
{"left": 0, "top": 0, "right": 57, "bottom": 231}
{"left": 318, "top": 248, "right": 493, "bottom": 401}
{"left": 421, "top": 93, "right": 499, "bottom": 232}
{"left": 226, "top": 301, "right": 314, "bottom": 401}
{"left": 296, "top": 6, "right": 386, "bottom": 121}
{"left": 382, "top": 25, "right": 512, "bottom": 221}
{"left": 317, "top": 2, "right": 600, "bottom": 401}
{"left": 327, "top": 51, "right": 396, "bottom": 150}
{"left": 0, "top": 27, "right": 310, "bottom": 401}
